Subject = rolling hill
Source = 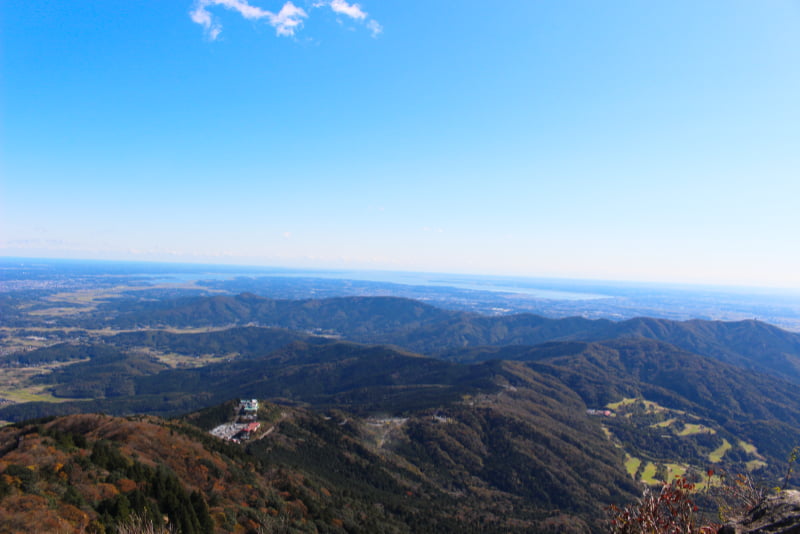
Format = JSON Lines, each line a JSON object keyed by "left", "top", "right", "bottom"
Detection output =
{"left": 0, "top": 378, "right": 638, "bottom": 532}
{"left": 4, "top": 294, "right": 800, "bottom": 531}
{"left": 73, "top": 293, "right": 800, "bottom": 383}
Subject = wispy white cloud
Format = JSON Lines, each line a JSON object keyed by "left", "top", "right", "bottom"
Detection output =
{"left": 271, "top": 2, "right": 308, "bottom": 36}
{"left": 366, "top": 19, "right": 382, "bottom": 37}
{"left": 189, "top": 4, "right": 221, "bottom": 39}
{"left": 320, "top": 0, "right": 382, "bottom": 37}
{"left": 190, "top": 0, "right": 308, "bottom": 40}
{"left": 329, "top": 0, "right": 366, "bottom": 20}
{"left": 191, "top": 0, "right": 381, "bottom": 40}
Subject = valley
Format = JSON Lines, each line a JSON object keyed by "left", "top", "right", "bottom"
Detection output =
{"left": 2, "top": 261, "right": 800, "bottom": 532}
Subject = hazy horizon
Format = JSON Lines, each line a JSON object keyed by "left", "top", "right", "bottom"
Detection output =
{"left": 5, "top": 255, "right": 800, "bottom": 296}
{"left": 3, "top": 1, "right": 799, "bottom": 289}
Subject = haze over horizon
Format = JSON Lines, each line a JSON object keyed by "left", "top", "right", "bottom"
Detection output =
{"left": 2, "top": 1, "right": 799, "bottom": 289}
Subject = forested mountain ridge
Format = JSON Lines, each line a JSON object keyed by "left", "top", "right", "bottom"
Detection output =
{"left": 447, "top": 337, "right": 800, "bottom": 425}
{"left": 110, "top": 326, "right": 330, "bottom": 358}
{"left": 102, "top": 294, "right": 452, "bottom": 337}
{"left": 3, "top": 333, "right": 800, "bottom": 487}
{"left": 0, "top": 340, "right": 530, "bottom": 420}
{"left": 5, "top": 293, "right": 800, "bottom": 532}
{"left": 0, "top": 379, "right": 638, "bottom": 532}
{"left": 471, "top": 338, "right": 800, "bottom": 461}
{"left": 75, "top": 293, "right": 800, "bottom": 383}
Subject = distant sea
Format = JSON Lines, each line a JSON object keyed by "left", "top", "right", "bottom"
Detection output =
{"left": 249, "top": 269, "right": 611, "bottom": 301}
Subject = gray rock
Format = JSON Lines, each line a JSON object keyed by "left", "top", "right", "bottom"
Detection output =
{"left": 719, "top": 490, "right": 800, "bottom": 533}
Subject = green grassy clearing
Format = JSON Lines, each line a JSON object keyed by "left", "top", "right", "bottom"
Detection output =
{"left": 0, "top": 360, "right": 91, "bottom": 403}
{"left": 664, "top": 463, "right": 687, "bottom": 479}
{"left": 606, "top": 398, "right": 638, "bottom": 410}
{"left": 709, "top": 438, "right": 732, "bottom": 463}
{"left": 640, "top": 463, "right": 658, "bottom": 484}
{"left": 677, "top": 423, "right": 716, "bottom": 436}
{"left": 651, "top": 418, "right": 677, "bottom": 428}
{"left": 606, "top": 397, "right": 680, "bottom": 416}
{"left": 607, "top": 398, "right": 636, "bottom": 409}
{"left": 625, "top": 456, "right": 641, "bottom": 478}
{"left": 739, "top": 441, "right": 757, "bottom": 454}
{"left": 746, "top": 460, "right": 768, "bottom": 471}
{"left": 0, "top": 385, "right": 86, "bottom": 404}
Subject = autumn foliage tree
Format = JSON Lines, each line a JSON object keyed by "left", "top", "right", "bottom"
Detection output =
{"left": 608, "top": 477, "right": 719, "bottom": 534}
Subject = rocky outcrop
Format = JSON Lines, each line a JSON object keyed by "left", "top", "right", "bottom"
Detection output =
{"left": 719, "top": 490, "right": 800, "bottom": 533}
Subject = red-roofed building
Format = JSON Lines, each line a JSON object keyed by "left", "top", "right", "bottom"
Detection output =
{"left": 237, "top": 421, "right": 261, "bottom": 440}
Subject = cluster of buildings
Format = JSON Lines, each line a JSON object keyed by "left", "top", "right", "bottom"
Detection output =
{"left": 208, "top": 399, "right": 262, "bottom": 443}
{"left": 239, "top": 398, "right": 259, "bottom": 419}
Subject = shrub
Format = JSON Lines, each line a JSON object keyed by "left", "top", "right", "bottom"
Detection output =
{"left": 115, "top": 512, "right": 177, "bottom": 534}
{"left": 608, "top": 471, "right": 769, "bottom": 533}
{"left": 608, "top": 477, "right": 717, "bottom": 533}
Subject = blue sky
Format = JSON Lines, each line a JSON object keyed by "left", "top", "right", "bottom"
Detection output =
{"left": 2, "top": 1, "right": 799, "bottom": 287}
